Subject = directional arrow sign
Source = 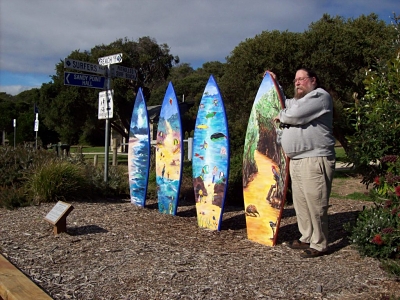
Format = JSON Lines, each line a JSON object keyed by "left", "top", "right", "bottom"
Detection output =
{"left": 110, "top": 65, "right": 137, "bottom": 80}
{"left": 64, "top": 72, "right": 106, "bottom": 89}
{"left": 98, "top": 53, "right": 123, "bottom": 66}
{"left": 64, "top": 58, "right": 106, "bottom": 76}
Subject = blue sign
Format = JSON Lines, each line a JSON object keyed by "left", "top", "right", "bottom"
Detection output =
{"left": 64, "top": 72, "right": 106, "bottom": 89}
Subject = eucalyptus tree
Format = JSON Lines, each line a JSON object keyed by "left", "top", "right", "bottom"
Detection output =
{"left": 39, "top": 36, "right": 179, "bottom": 145}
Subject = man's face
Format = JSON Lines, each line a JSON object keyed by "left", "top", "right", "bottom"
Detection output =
{"left": 293, "top": 70, "right": 316, "bottom": 99}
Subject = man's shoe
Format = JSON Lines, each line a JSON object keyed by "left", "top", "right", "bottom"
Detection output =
{"left": 300, "top": 248, "right": 327, "bottom": 258}
{"left": 287, "top": 239, "right": 310, "bottom": 249}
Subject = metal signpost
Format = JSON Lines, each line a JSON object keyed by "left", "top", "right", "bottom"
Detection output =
{"left": 98, "top": 53, "right": 123, "bottom": 183}
{"left": 64, "top": 54, "right": 136, "bottom": 183}
{"left": 34, "top": 113, "right": 39, "bottom": 149}
{"left": 110, "top": 65, "right": 137, "bottom": 80}
{"left": 64, "top": 58, "right": 106, "bottom": 76}
{"left": 98, "top": 90, "right": 114, "bottom": 120}
{"left": 64, "top": 72, "right": 106, "bottom": 89}
{"left": 13, "top": 119, "right": 16, "bottom": 149}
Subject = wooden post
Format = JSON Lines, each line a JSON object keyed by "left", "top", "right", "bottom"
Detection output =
{"left": 112, "top": 138, "right": 117, "bottom": 166}
{"left": 94, "top": 154, "right": 98, "bottom": 166}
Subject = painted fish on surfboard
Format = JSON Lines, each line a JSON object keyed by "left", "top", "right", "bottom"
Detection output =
{"left": 192, "top": 75, "right": 230, "bottom": 231}
{"left": 156, "top": 82, "right": 183, "bottom": 215}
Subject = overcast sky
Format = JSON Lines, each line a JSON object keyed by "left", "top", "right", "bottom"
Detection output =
{"left": 0, "top": 0, "right": 398, "bottom": 95}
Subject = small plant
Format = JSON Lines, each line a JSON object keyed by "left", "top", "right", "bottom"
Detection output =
{"left": 26, "top": 160, "right": 88, "bottom": 203}
{"left": 345, "top": 155, "right": 400, "bottom": 277}
{"left": 0, "top": 185, "right": 29, "bottom": 209}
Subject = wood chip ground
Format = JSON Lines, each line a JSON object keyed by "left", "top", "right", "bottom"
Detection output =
{"left": 1, "top": 176, "right": 399, "bottom": 299}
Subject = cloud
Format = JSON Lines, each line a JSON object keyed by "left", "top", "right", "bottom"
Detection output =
{"left": 0, "top": 0, "right": 398, "bottom": 94}
{"left": 0, "top": 85, "right": 40, "bottom": 96}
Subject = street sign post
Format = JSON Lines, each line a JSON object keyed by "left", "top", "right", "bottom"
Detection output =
{"left": 64, "top": 58, "right": 106, "bottom": 75}
{"left": 98, "top": 53, "right": 123, "bottom": 66}
{"left": 98, "top": 90, "right": 113, "bottom": 119}
{"left": 64, "top": 72, "right": 106, "bottom": 89}
{"left": 13, "top": 119, "right": 16, "bottom": 149}
{"left": 110, "top": 65, "right": 137, "bottom": 80}
{"left": 63, "top": 53, "right": 125, "bottom": 184}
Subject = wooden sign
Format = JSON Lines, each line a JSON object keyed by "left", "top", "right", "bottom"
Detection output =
{"left": 44, "top": 201, "right": 74, "bottom": 235}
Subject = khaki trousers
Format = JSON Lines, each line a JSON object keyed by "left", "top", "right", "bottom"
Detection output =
{"left": 289, "top": 156, "right": 335, "bottom": 251}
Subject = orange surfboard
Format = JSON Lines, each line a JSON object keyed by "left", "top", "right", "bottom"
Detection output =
{"left": 242, "top": 72, "right": 290, "bottom": 246}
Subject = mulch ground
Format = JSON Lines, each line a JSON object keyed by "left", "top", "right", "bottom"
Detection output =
{"left": 1, "top": 191, "right": 399, "bottom": 299}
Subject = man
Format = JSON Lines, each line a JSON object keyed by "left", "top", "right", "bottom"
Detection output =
{"left": 273, "top": 68, "right": 336, "bottom": 258}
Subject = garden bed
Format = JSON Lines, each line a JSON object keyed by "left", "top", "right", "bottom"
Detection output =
{"left": 0, "top": 176, "right": 399, "bottom": 299}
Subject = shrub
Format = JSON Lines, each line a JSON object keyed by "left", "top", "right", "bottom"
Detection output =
{"left": 26, "top": 160, "right": 88, "bottom": 203}
{"left": 0, "top": 185, "right": 29, "bottom": 209}
{"left": 345, "top": 50, "right": 400, "bottom": 186}
{"left": 345, "top": 155, "right": 400, "bottom": 276}
{"left": 83, "top": 164, "right": 129, "bottom": 198}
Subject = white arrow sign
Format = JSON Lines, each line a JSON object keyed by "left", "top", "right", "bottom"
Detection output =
{"left": 98, "top": 53, "right": 123, "bottom": 66}
{"left": 98, "top": 90, "right": 114, "bottom": 119}
{"left": 64, "top": 58, "right": 106, "bottom": 75}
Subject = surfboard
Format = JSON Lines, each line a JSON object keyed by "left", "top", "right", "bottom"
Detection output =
{"left": 242, "top": 71, "right": 290, "bottom": 246}
{"left": 155, "top": 82, "right": 183, "bottom": 215}
{"left": 192, "top": 75, "right": 230, "bottom": 231}
{"left": 128, "top": 88, "right": 151, "bottom": 207}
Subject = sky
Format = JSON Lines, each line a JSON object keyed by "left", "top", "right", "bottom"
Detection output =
{"left": 0, "top": 0, "right": 398, "bottom": 96}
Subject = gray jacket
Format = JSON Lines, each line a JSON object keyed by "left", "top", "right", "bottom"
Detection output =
{"left": 279, "top": 88, "right": 335, "bottom": 159}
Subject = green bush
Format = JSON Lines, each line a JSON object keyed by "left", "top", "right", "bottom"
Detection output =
{"left": 0, "top": 185, "right": 29, "bottom": 209}
{"left": 0, "top": 146, "right": 57, "bottom": 188}
{"left": 345, "top": 50, "right": 400, "bottom": 185}
{"left": 345, "top": 155, "right": 400, "bottom": 276}
{"left": 83, "top": 164, "right": 129, "bottom": 198}
{"left": 26, "top": 160, "right": 88, "bottom": 203}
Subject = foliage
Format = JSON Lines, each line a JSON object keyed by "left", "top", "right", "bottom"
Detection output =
{"left": 26, "top": 159, "right": 88, "bottom": 203}
{"left": 345, "top": 155, "right": 400, "bottom": 276}
{"left": 226, "top": 153, "right": 245, "bottom": 206}
{"left": 345, "top": 50, "right": 400, "bottom": 185}
{"left": 0, "top": 185, "right": 29, "bottom": 209}
{"left": 85, "top": 164, "right": 130, "bottom": 198}
{"left": 38, "top": 37, "right": 179, "bottom": 145}
{"left": 0, "top": 146, "right": 130, "bottom": 208}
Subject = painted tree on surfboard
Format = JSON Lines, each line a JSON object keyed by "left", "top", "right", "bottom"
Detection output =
{"left": 243, "top": 72, "right": 289, "bottom": 246}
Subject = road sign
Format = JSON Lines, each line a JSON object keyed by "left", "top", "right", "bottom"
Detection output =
{"left": 64, "top": 58, "right": 106, "bottom": 76}
{"left": 64, "top": 72, "right": 106, "bottom": 89}
{"left": 34, "top": 120, "right": 39, "bottom": 132}
{"left": 98, "top": 53, "right": 123, "bottom": 66}
{"left": 98, "top": 90, "right": 113, "bottom": 119}
{"left": 110, "top": 65, "right": 137, "bottom": 80}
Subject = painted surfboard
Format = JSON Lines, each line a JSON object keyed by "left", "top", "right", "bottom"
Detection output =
{"left": 156, "top": 82, "right": 183, "bottom": 215}
{"left": 242, "top": 71, "right": 290, "bottom": 246}
{"left": 192, "top": 75, "right": 230, "bottom": 231}
{"left": 128, "top": 88, "right": 151, "bottom": 207}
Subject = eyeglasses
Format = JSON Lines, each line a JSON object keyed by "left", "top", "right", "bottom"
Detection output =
{"left": 293, "top": 77, "right": 310, "bottom": 83}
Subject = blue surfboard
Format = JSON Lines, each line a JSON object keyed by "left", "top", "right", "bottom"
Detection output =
{"left": 192, "top": 75, "right": 230, "bottom": 231}
{"left": 128, "top": 88, "right": 151, "bottom": 207}
{"left": 155, "top": 82, "right": 183, "bottom": 215}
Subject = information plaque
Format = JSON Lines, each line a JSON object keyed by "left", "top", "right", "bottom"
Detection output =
{"left": 44, "top": 201, "right": 74, "bottom": 234}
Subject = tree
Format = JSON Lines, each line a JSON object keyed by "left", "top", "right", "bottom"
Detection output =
{"left": 301, "top": 14, "right": 398, "bottom": 149}
{"left": 220, "top": 30, "right": 302, "bottom": 154}
{"left": 346, "top": 52, "right": 400, "bottom": 184}
{"left": 39, "top": 37, "right": 179, "bottom": 145}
